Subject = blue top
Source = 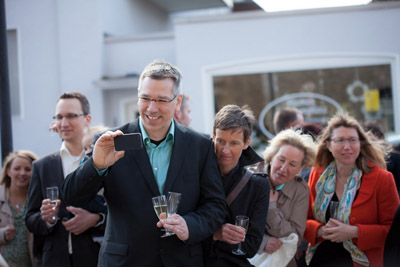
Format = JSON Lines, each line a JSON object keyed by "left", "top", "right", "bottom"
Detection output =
{"left": 139, "top": 117, "right": 175, "bottom": 194}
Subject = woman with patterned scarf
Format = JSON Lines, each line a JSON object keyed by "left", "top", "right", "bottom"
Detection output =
{"left": 304, "top": 113, "right": 399, "bottom": 267}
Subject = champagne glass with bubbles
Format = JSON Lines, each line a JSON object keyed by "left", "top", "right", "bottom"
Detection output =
{"left": 46, "top": 186, "right": 59, "bottom": 220}
{"left": 161, "top": 192, "right": 181, "bottom": 238}
{"left": 232, "top": 215, "right": 249, "bottom": 255}
{"left": 330, "top": 201, "right": 340, "bottom": 220}
{"left": 152, "top": 195, "right": 168, "bottom": 221}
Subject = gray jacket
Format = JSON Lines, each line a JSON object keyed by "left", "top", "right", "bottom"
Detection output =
{"left": 259, "top": 177, "right": 309, "bottom": 267}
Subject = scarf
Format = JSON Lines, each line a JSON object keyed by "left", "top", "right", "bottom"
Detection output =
{"left": 306, "top": 161, "right": 369, "bottom": 266}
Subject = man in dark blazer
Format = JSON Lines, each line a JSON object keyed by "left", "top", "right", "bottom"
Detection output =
{"left": 62, "top": 60, "right": 227, "bottom": 266}
{"left": 26, "top": 92, "right": 107, "bottom": 267}
{"left": 203, "top": 105, "right": 270, "bottom": 266}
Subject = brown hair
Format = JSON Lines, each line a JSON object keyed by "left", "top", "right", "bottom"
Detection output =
{"left": 315, "top": 113, "right": 387, "bottom": 172}
{"left": 1, "top": 150, "right": 38, "bottom": 187}
{"left": 273, "top": 107, "right": 303, "bottom": 134}
{"left": 58, "top": 91, "right": 90, "bottom": 115}
{"left": 213, "top": 105, "right": 255, "bottom": 142}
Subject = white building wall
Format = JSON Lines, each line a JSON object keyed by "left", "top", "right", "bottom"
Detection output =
{"left": 5, "top": 0, "right": 62, "bottom": 157}
{"left": 173, "top": 3, "right": 400, "bottom": 134}
{"left": 100, "top": 0, "right": 171, "bottom": 36}
{"left": 5, "top": 0, "right": 170, "bottom": 157}
{"left": 104, "top": 32, "right": 175, "bottom": 77}
{"left": 5, "top": 0, "right": 400, "bottom": 157}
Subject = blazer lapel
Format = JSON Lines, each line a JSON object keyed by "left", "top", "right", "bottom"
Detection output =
{"left": 45, "top": 152, "right": 65, "bottom": 187}
{"left": 352, "top": 171, "right": 376, "bottom": 208}
{"left": 163, "top": 124, "right": 190, "bottom": 194}
{"left": 125, "top": 121, "right": 160, "bottom": 196}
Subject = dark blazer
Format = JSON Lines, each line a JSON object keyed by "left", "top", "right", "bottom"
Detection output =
{"left": 204, "top": 146, "right": 270, "bottom": 267}
{"left": 384, "top": 204, "right": 400, "bottom": 267}
{"left": 62, "top": 120, "right": 227, "bottom": 267}
{"left": 26, "top": 152, "right": 106, "bottom": 267}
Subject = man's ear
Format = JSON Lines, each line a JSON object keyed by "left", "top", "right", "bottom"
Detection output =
{"left": 85, "top": 114, "right": 92, "bottom": 126}
{"left": 175, "top": 94, "right": 183, "bottom": 112}
{"left": 244, "top": 137, "right": 251, "bottom": 149}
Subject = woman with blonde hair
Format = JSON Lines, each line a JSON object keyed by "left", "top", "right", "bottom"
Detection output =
{"left": 253, "top": 129, "right": 317, "bottom": 267}
{"left": 0, "top": 150, "right": 38, "bottom": 267}
{"left": 304, "top": 113, "right": 399, "bottom": 267}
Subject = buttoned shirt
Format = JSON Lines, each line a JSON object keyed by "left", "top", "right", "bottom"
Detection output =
{"left": 60, "top": 142, "right": 86, "bottom": 254}
{"left": 139, "top": 116, "right": 175, "bottom": 194}
{"left": 60, "top": 142, "right": 86, "bottom": 178}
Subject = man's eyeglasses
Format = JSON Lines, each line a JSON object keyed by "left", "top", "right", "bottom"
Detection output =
{"left": 138, "top": 95, "right": 177, "bottom": 105}
{"left": 330, "top": 137, "right": 360, "bottom": 145}
{"left": 53, "top": 113, "right": 85, "bottom": 121}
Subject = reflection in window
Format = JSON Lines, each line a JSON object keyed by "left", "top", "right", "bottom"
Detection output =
{"left": 213, "top": 64, "right": 393, "bottom": 146}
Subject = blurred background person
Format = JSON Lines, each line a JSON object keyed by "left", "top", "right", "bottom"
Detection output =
{"left": 26, "top": 92, "right": 106, "bottom": 267}
{"left": 204, "top": 104, "right": 270, "bottom": 266}
{"left": 0, "top": 150, "right": 38, "bottom": 267}
{"left": 174, "top": 94, "right": 192, "bottom": 127}
{"left": 273, "top": 107, "right": 304, "bottom": 135}
{"left": 363, "top": 121, "right": 400, "bottom": 197}
{"left": 254, "top": 129, "right": 316, "bottom": 267}
{"left": 82, "top": 125, "right": 109, "bottom": 154}
{"left": 384, "top": 204, "right": 400, "bottom": 266}
{"left": 305, "top": 113, "right": 399, "bottom": 267}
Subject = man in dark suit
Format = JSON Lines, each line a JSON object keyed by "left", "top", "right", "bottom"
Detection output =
{"left": 204, "top": 105, "right": 270, "bottom": 266}
{"left": 26, "top": 92, "right": 107, "bottom": 267}
{"left": 62, "top": 60, "right": 227, "bottom": 266}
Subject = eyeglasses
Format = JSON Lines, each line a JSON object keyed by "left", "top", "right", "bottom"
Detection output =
{"left": 53, "top": 113, "right": 85, "bottom": 121}
{"left": 330, "top": 137, "right": 360, "bottom": 145}
{"left": 138, "top": 95, "right": 177, "bottom": 105}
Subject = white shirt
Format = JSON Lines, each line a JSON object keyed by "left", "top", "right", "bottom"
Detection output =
{"left": 60, "top": 142, "right": 85, "bottom": 178}
{"left": 60, "top": 142, "right": 85, "bottom": 254}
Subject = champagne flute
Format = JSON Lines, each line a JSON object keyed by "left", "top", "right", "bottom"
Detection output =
{"left": 152, "top": 195, "right": 168, "bottom": 220}
{"left": 152, "top": 195, "right": 168, "bottom": 234}
{"left": 232, "top": 215, "right": 249, "bottom": 255}
{"left": 330, "top": 200, "right": 340, "bottom": 220}
{"left": 161, "top": 192, "right": 181, "bottom": 238}
{"left": 46, "top": 186, "right": 59, "bottom": 220}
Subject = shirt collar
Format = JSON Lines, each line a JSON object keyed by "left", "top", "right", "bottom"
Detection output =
{"left": 60, "top": 141, "right": 85, "bottom": 159}
{"left": 275, "top": 184, "right": 285, "bottom": 191}
{"left": 139, "top": 116, "right": 175, "bottom": 146}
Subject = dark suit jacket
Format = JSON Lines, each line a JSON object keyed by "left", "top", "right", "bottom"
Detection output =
{"left": 384, "top": 204, "right": 400, "bottom": 267}
{"left": 204, "top": 146, "right": 270, "bottom": 267}
{"left": 26, "top": 152, "right": 106, "bottom": 267}
{"left": 62, "top": 120, "right": 227, "bottom": 267}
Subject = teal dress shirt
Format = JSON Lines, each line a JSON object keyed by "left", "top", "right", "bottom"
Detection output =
{"left": 139, "top": 116, "right": 175, "bottom": 194}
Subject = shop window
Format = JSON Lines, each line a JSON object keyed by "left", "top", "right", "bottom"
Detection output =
{"left": 212, "top": 62, "right": 394, "bottom": 149}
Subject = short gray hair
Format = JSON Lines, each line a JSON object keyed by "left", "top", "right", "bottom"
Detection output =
{"left": 138, "top": 60, "right": 182, "bottom": 96}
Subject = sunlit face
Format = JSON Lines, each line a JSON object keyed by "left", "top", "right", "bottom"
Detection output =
{"left": 269, "top": 144, "right": 304, "bottom": 187}
{"left": 7, "top": 156, "right": 32, "bottom": 189}
{"left": 55, "top": 98, "right": 91, "bottom": 143}
{"left": 138, "top": 77, "right": 181, "bottom": 140}
{"left": 213, "top": 128, "right": 251, "bottom": 176}
{"left": 82, "top": 132, "right": 93, "bottom": 154}
{"left": 327, "top": 126, "right": 360, "bottom": 167}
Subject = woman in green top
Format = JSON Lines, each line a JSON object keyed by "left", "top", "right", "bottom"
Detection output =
{"left": 0, "top": 150, "right": 38, "bottom": 267}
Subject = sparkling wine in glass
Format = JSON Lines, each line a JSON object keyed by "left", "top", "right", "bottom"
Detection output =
{"left": 46, "top": 186, "right": 59, "bottom": 220}
{"left": 330, "top": 200, "right": 340, "bottom": 220}
{"left": 232, "top": 215, "right": 249, "bottom": 255}
{"left": 152, "top": 195, "right": 168, "bottom": 220}
{"left": 161, "top": 192, "right": 181, "bottom": 238}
